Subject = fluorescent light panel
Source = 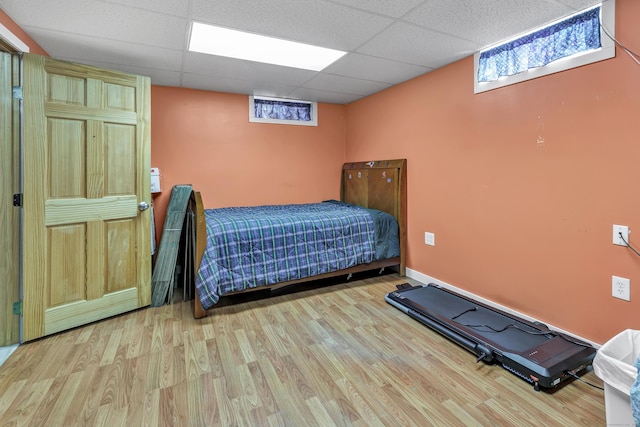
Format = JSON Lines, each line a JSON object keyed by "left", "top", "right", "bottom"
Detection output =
{"left": 189, "top": 22, "right": 346, "bottom": 71}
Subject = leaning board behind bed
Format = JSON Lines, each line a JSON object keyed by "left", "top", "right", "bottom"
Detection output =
{"left": 190, "top": 159, "right": 407, "bottom": 319}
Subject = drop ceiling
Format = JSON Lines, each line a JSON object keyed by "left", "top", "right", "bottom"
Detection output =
{"left": 0, "top": 0, "right": 604, "bottom": 104}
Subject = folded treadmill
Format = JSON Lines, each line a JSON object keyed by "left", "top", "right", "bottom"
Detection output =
{"left": 385, "top": 283, "right": 597, "bottom": 391}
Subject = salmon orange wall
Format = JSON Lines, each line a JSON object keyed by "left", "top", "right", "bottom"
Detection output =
{"left": 151, "top": 86, "right": 347, "bottom": 238}
{"left": 345, "top": 0, "right": 639, "bottom": 344}
{"left": 0, "top": 9, "right": 47, "bottom": 55}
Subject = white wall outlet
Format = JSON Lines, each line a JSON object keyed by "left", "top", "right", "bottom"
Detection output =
{"left": 613, "top": 225, "right": 629, "bottom": 246}
{"left": 612, "top": 276, "right": 630, "bottom": 301}
{"left": 424, "top": 232, "right": 435, "bottom": 246}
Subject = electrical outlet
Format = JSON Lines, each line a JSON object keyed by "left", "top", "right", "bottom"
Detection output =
{"left": 424, "top": 232, "right": 435, "bottom": 246}
{"left": 613, "top": 225, "right": 630, "bottom": 246}
{"left": 612, "top": 276, "right": 630, "bottom": 301}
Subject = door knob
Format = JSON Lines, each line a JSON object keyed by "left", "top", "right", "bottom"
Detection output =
{"left": 138, "top": 201, "right": 150, "bottom": 211}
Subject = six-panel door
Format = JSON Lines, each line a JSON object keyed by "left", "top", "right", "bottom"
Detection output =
{"left": 22, "top": 54, "right": 151, "bottom": 340}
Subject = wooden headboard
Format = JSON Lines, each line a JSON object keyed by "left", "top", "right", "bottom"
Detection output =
{"left": 341, "top": 159, "right": 407, "bottom": 275}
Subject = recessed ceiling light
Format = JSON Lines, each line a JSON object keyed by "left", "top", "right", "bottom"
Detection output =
{"left": 188, "top": 22, "right": 347, "bottom": 71}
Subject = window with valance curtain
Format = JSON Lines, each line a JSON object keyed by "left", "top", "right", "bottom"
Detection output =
{"left": 253, "top": 98, "right": 312, "bottom": 122}
{"left": 477, "top": 7, "right": 601, "bottom": 83}
{"left": 249, "top": 96, "right": 318, "bottom": 126}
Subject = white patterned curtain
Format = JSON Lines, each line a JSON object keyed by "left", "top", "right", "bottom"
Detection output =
{"left": 254, "top": 99, "right": 312, "bottom": 122}
{"left": 478, "top": 7, "right": 601, "bottom": 82}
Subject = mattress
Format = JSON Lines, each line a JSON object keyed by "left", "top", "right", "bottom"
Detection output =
{"left": 196, "top": 200, "right": 399, "bottom": 309}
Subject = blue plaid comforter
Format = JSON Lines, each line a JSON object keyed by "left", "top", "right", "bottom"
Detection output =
{"left": 195, "top": 201, "right": 378, "bottom": 309}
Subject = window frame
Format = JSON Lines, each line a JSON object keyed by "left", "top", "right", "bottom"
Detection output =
{"left": 474, "top": 0, "right": 615, "bottom": 94}
{"left": 249, "top": 95, "right": 318, "bottom": 127}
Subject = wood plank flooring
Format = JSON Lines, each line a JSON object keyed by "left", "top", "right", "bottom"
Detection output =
{"left": 0, "top": 274, "right": 606, "bottom": 426}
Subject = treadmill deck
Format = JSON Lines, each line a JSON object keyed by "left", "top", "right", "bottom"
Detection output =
{"left": 385, "top": 283, "right": 597, "bottom": 391}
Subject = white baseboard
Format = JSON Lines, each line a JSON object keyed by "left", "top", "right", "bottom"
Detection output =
{"left": 0, "top": 344, "right": 19, "bottom": 367}
{"left": 405, "top": 268, "right": 600, "bottom": 348}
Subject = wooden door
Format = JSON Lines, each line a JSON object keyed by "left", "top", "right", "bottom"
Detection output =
{"left": 22, "top": 54, "right": 151, "bottom": 341}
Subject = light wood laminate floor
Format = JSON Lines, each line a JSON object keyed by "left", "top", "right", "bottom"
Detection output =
{"left": 0, "top": 273, "right": 606, "bottom": 426}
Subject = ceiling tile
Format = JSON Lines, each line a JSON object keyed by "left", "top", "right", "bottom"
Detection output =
{"left": 53, "top": 55, "right": 182, "bottom": 86}
{"left": 132, "top": 69, "right": 182, "bottom": 87}
{"left": 288, "top": 87, "right": 363, "bottom": 104}
{"left": 326, "top": 0, "right": 426, "bottom": 18}
{"left": 190, "top": 0, "right": 394, "bottom": 51}
{"left": 26, "top": 28, "right": 183, "bottom": 71}
{"left": 302, "top": 73, "right": 391, "bottom": 96}
{"left": 10, "top": 0, "right": 188, "bottom": 50}
{"left": 103, "top": 0, "right": 190, "bottom": 17}
{"left": 251, "top": 84, "right": 302, "bottom": 100}
{"left": 553, "top": 0, "right": 604, "bottom": 10}
{"left": 324, "top": 53, "right": 431, "bottom": 84}
{"left": 89, "top": 58, "right": 182, "bottom": 87}
{"left": 403, "top": 0, "right": 574, "bottom": 46}
{"left": 183, "top": 52, "right": 318, "bottom": 87}
{"left": 181, "top": 72, "right": 284, "bottom": 97}
{"left": 357, "top": 22, "right": 479, "bottom": 68}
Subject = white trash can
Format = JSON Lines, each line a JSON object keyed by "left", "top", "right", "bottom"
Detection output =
{"left": 593, "top": 329, "right": 640, "bottom": 427}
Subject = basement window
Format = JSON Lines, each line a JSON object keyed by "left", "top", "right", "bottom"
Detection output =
{"left": 474, "top": 1, "right": 615, "bottom": 93}
{"left": 249, "top": 96, "right": 318, "bottom": 126}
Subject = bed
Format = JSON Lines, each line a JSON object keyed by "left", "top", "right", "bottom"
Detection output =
{"left": 189, "top": 159, "right": 407, "bottom": 318}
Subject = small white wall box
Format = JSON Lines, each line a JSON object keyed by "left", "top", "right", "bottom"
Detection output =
{"left": 150, "top": 168, "right": 161, "bottom": 193}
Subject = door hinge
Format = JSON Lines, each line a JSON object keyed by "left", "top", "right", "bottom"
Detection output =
{"left": 13, "top": 193, "right": 22, "bottom": 207}
{"left": 12, "top": 86, "right": 23, "bottom": 100}
{"left": 13, "top": 301, "right": 22, "bottom": 316}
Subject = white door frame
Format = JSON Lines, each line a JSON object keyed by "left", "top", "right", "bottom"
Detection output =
{"left": 0, "top": 22, "right": 30, "bottom": 53}
{"left": 0, "top": 23, "right": 27, "bottom": 347}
